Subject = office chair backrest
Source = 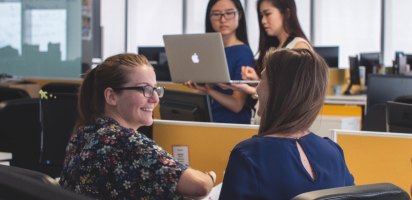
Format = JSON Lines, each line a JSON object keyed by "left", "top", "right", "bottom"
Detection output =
{"left": 291, "top": 183, "right": 410, "bottom": 200}
{"left": 386, "top": 101, "right": 412, "bottom": 133}
{"left": 0, "top": 86, "right": 30, "bottom": 101}
{"left": 394, "top": 95, "right": 412, "bottom": 104}
{"left": 0, "top": 164, "right": 57, "bottom": 185}
{"left": 39, "top": 93, "right": 78, "bottom": 177}
{"left": 41, "top": 82, "right": 80, "bottom": 94}
{"left": 0, "top": 165, "right": 93, "bottom": 200}
{"left": 0, "top": 98, "right": 42, "bottom": 171}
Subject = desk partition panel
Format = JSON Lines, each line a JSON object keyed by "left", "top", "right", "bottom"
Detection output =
{"left": 332, "top": 129, "right": 412, "bottom": 196}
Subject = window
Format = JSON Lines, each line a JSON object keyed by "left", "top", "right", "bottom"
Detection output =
{"left": 0, "top": 0, "right": 81, "bottom": 78}
{"left": 313, "top": 0, "right": 381, "bottom": 67}
{"left": 185, "top": 0, "right": 209, "bottom": 34}
{"left": 128, "top": 0, "right": 183, "bottom": 53}
{"left": 383, "top": 0, "right": 412, "bottom": 65}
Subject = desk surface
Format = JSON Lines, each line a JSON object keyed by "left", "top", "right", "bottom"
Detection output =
{"left": 0, "top": 152, "right": 12, "bottom": 161}
{"left": 325, "top": 95, "right": 366, "bottom": 105}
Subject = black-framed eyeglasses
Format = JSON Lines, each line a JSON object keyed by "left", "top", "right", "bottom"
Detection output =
{"left": 209, "top": 10, "right": 237, "bottom": 21}
{"left": 112, "top": 85, "right": 164, "bottom": 98}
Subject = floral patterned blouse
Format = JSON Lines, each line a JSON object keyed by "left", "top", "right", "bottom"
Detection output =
{"left": 59, "top": 117, "right": 188, "bottom": 200}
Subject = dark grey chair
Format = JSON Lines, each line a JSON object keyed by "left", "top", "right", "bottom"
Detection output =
{"left": 0, "top": 98, "right": 42, "bottom": 172}
{"left": 0, "top": 86, "right": 30, "bottom": 101}
{"left": 0, "top": 165, "right": 92, "bottom": 200}
{"left": 291, "top": 183, "right": 410, "bottom": 200}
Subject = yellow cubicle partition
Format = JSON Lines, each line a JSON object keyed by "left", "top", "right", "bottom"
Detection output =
{"left": 320, "top": 104, "right": 363, "bottom": 117}
{"left": 332, "top": 130, "right": 412, "bottom": 196}
{"left": 153, "top": 120, "right": 257, "bottom": 184}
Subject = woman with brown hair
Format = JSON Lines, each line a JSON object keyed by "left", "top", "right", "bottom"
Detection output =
{"left": 59, "top": 53, "right": 216, "bottom": 199}
{"left": 219, "top": 49, "right": 354, "bottom": 200}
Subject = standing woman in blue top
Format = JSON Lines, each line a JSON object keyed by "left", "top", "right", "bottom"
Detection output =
{"left": 184, "top": 0, "right": 255, "bottom": 124}
{"left": 219, "top": 49, "right": 354, "bottom": 200}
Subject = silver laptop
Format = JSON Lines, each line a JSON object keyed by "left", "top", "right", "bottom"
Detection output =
{"left": 163, "top": 33, "right": 259, "bottom": 84}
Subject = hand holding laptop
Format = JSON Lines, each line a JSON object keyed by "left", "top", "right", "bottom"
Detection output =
{"left": 183, "top": 81, "right": 213, "bottom": 94}
{"left": 163, "top": 33, "right": 259, "bottom": 84}
{"left": 241, "top": 66, "right": 259, "bottom": 81}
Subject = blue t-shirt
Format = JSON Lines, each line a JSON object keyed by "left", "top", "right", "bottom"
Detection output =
{"left": 219, "top": 133, "right": 354, "bottom": 200}
{"left": 211, "top": 44, "right": 255, "bottom": 124}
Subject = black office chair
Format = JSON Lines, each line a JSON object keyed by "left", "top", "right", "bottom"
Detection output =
{"left": 39, "top": 93, "right": 78, "bottom": 177}
{"left": 0, "top": 165, "right": 92, "bottom": 200}
{"left": 0, "top": 164, "right": 57, "bottom": 185}
{"left": 386, "top": 101, "right": 412, "bottom": 133}
{"left": 291, "top": 183, "right": 410, "bottom": 200}
{"left": 0, "top": 86, "right": 31, "bottom": 101}
{"left": 394, "top": 95, "right": 412, "bottom": 104}
{"left": 0, "top": 98, "right": 42, "bottom": 172}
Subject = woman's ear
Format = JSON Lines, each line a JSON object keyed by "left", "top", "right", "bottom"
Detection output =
{"left": 104, "top": 87, "right": 118, "bottom": 106}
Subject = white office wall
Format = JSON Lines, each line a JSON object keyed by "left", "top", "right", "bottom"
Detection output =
{"left": 128, "top": 0, "right": 183, "bottom": 52}
{"left": 295, "top": 0, "right": 311, "bottom": 41}
{"left": 101, "top": 0, "right": 125, "bottom": 59}
{"left": 313, "top": 0, "right": 381, "bottom": 68}
{"left": 245, "top": 0, "right": 259, "bottom": 55}
{"left": 186, "top": 0, "right": 209, "bottom": 34}
{"left": 384, "top": 0, "right": 412, "bottom": 66}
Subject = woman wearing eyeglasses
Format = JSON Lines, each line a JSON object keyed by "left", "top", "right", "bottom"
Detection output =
{"left": 184, "top": 0, "right": 255, "bottom": 124}
{"left": 59, "top": 53, "right": 216, "bottom": 199}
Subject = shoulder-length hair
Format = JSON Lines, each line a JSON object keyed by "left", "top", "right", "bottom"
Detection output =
{"left": 256, "top": 0, "right": 309, "bottom": 75}
{"left": 205, "top": 0, "right": 249, "bottom": 45}
{"left": 258, "top": 48, "right": 328, "bottom": 135}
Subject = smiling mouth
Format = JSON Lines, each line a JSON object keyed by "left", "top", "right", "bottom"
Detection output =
{"left": 141, "top": 107, "right": 153, "bottom": 112}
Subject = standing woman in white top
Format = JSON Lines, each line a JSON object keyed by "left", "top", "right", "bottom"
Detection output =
{"left": 243, "top": 0, "right": 312, "bottom": 81}
{"left": 225, "top": 0, "right": 312, "bottom": 124}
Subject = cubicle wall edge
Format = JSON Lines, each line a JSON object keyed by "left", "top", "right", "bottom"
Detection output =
{"left": 331, "top": 129, "right": 412, "bottom": 196}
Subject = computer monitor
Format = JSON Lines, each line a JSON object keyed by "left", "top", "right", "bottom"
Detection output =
{"left": 386, "top": 101, "right": 412, "bottom": 133}
{"left": 394, "top": 52, "right": 408, "bottom": 75}
{"left": 406, "top": 54, "right": 412, "bottom": 67}
{"left": 138, "top": 46, "right": 171, "bottom": 81}
{"left": 344, "top": 55, "right": 361, "bottom": 95}
{"left": 359, "top": 52, "right": 381, "bottom": 84}
{"left": 366, "top": 74, "right": 412, "bottom": 113}
{"left": 313, "top": 46, "right": 339, "bottom": 68}
{"left": 159, "top": 89, "right": 213, "bottom": 122}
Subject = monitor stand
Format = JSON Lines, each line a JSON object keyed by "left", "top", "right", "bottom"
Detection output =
{"left": 343, "top": 82, "right": 353, "bottom": 95}
{"left": 343, "top": 83, "right": 366, "bottom": 95}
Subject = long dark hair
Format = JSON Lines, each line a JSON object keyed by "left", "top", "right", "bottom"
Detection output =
{"left": 205, "top": 0, "right": 249, "bottom": 45}
{"left": 75, "top": 53, "right": 152, "bottom": 131}
{"left": 256, "top": 0, "right": 309, "bottom": 75}
{"left": 258, "top": 48, "right": 328, "bottom": 135}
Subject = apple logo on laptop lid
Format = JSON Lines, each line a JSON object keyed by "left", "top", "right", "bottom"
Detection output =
{"left": 191, "top": 53, "right": 200, "bottom": 64}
